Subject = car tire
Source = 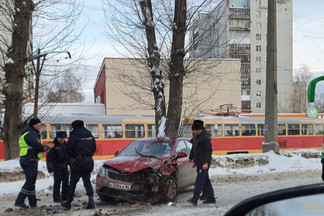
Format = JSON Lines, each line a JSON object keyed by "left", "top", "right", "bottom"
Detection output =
{"left": 160, "top": 176, "right": 178, "bottom": 202}
{"left": 98, "top": 194, "right": 116, "bottom": 203}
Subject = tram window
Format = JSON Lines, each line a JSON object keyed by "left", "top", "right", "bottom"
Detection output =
{"left": 125, "top": 124, "right": 145, "bottom": 138}
{"left": 49, "top": 124, "right": 71, "bottom": 139}
{"left": 40, "top": 123, "right": 47, "bottom": 139}
{"left": 258, "top": 124, "right": 264, "bottom": 136}
{"left": 278, "top": 124, "right": 286, "bottom": 135}
{"left": 224, "top": 124, "right": 239, "bottom": 136}
{"left": 147, "top": 124, "right": 156, "bottom": 138}
{"left": 315, "top": 124, "right": 324, "bottom": 135}
{"left": 86, "top": 124, "right": 99, "bottom": 138}
{"left": 302, "top": 124, "right": 313, "bottom": 135}
{"left": 206, "top": 124, "right": 222, "bottom": 137}
{"left": 288, "top": 124, "right": 300, "bottom": 135}
{"left": 241, "top": 124, "right": 256, "bottom": 136}
{"left": 102, "top": 124, "right": 122, "bottom": 138}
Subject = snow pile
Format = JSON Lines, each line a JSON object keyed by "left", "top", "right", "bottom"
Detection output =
{"left": 0, "top": 150, "right": 321, "bottom": 197}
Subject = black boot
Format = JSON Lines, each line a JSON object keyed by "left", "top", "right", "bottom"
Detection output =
{"left": 187, "top": 197, "right": 198, "bottom": 206}
{"left": 28, "top": 195, "right": 37, "bottom": 208}
{"left": 14, "top": 192, "right": 28, "bottom": 209}
{"left": 14, "top": 202, "right": 29, "bottom": 209}
{"left": 61, "top": 200, "right": 71, "bottom": 210}
{"left": 85, "top": 196, "right": 95, "bottom": 209}
{"left": 203, "top": 196, "right": 216, "bottom": 204}
{"left": 199, "top": 194, "right": 207, "bottom": 200}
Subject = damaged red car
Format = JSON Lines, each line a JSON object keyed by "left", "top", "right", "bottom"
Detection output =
{"left": 96, "top": 137, "right": 196, "bottom": 204}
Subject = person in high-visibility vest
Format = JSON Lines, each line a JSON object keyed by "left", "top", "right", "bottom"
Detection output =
{"left": 14, "top": 118, "right": 54, "bottom": 209}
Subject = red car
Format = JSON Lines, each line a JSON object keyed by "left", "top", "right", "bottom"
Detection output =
{"left": 96, "top": 137, "right": 196, "bottom": 204}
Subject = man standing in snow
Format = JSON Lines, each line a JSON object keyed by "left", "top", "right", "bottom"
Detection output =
{"left": 187, "top": 120, "right": 215, "bottom": 206}
{"left": 14, "top": 118, "right": 54, "bottom": 209}
{"left": 61, "top": 120, "right": 96, "bottom": 210}
{"left": 46, "top": 131, "right": 69, "bottom": 203}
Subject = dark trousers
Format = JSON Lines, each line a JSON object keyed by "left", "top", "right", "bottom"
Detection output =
{"left": 67, "top": 168, "right": 93, "bottom": 202}
{"left": 53, "top": 167, "right": 69, "bottom": 201}
{"left": 15, "top": 157, "right": 38, "bottom": 207}
{"left": 193, "top": 164, "right": 214, "bottom": 199}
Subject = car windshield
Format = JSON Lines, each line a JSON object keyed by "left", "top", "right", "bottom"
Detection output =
{"left": 118, "top": 140, "right": 174, "bottom": 158}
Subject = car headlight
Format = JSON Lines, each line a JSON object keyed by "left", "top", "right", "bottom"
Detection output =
{"left": 98, "top": 165, "right": 106, "bottom": 177}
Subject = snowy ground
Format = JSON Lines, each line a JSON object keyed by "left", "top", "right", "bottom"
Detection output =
{"left": 0, "top": 150, "right": 322, "bottom": 216}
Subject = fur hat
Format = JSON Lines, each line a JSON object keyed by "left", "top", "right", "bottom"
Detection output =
{"left": 29, "top": 118, "right": 41, "bottom": 127}
{"left": 56, "top": 131, "right": 67, "bottom": 138}
{"left": 71, "top": 120, "right": 84, "bottom": 130}
{"left": 192, "top": 119, "right": 203, "bottom": 130}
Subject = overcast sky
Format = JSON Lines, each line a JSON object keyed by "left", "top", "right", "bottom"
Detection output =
{"left": 77, "top": 1, "right": 324, "bottom": 103}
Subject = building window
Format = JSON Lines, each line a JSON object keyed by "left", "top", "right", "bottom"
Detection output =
{"left": 256, "top": 91, "right": 261, "bottom": 97}
{"left": 241, "top": 66, "right": 249, "bottom": 73}
{"left": 256, "top": 79, "right": 261, "bottom": 85}
{"left": 242, "top": 101, "right": 251, "bottom": 109}
{"left": 242, "top": 78, "right": 250, "bottom": 86}
{"left": 256, "top": 68, "right": 261, "bottom": 73}
{"left": 241, "top": 89, "right": 250, "bottom": 96}
{"left": 256, "top": 34, "right": 261, "bottom": 40}
{"left": 256, "top": 45, "right": 261, "bottom": 51}
{"left": 256, "top": 56, "right": 261, "bottom": 62}
{"left": 256, "top": 22, "right": 261, "bottom": 28}
{"left": 256, "top": 103, "right": 261, "bottom": 108}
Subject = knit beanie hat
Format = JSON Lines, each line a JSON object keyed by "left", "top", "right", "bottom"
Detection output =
{"left": 29, "top": 118, "right": 41, "bottom": 127}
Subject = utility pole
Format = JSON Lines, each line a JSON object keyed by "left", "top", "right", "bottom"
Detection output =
{"left": 31, "top": 49, "right": 71, "bottom": 117}
{"left": 263, "top": 0, "right": 279, "bottom": 153}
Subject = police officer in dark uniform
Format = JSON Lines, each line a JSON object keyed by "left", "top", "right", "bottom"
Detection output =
{"left": 46, "top": 131, "right": 69, "bottom": 203}
{"left": 187, "top": 119, "right": 215, "bottom": 206}
{"left": 61, "top": 120, "right": 96, "bottom": 210}
{"left": 14, "top": 118, "right": 54, "bottom": 209}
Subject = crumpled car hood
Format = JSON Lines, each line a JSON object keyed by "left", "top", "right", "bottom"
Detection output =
{"left": 104, "top": 156, "right": 165, "bottom": 173}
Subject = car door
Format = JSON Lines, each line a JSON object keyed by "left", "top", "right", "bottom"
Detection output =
{"left": 175, "top": 139, "right": 194, "bottom": 189}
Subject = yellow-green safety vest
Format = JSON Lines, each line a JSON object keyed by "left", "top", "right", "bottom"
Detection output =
{"left": 19, "top": 131, "right": 43, "bottom": 159}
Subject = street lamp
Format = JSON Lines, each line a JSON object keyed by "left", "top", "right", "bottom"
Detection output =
{"left": 31, "top": 49, "right": 71, "bottom": 117}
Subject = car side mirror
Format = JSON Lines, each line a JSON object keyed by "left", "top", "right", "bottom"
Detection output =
{"left": 224, "top": 183, "right": 324, "bottom": 216}
{"left": 176, "top": 151, "right": 187, "bottom": 159}
{"left": 114, "top": 150, "right": 119, "bottom": 157}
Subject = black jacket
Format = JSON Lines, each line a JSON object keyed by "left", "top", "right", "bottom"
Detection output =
{"left": 189, "top": 128, "right": 212, "bottom": 166}
{"left": 65, "top": 127, "right": 96, "bottom": 171}
{"left": 46, "top": 138, "right": 68, "bottom": 173}
{"left": 21, "top": 125, "right": 48, "bottom": 158}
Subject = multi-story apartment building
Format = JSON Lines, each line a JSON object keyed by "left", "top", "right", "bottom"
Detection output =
{"left": 190, "top": 0, "right": 293, "bottom": 113}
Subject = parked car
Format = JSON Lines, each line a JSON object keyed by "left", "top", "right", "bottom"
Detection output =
{"left": 224, "top": 183, "right": 324, "bottom": 216}
{"left": 96, "top": 137, "right": 196, "bottom": 204}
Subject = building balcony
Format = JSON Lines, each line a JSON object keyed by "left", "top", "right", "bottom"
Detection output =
{"left": 241, "top": 95, "right": 251, "bottom": 101}
{"left": 229, "top": 27, "right": 250, "bottom": 31}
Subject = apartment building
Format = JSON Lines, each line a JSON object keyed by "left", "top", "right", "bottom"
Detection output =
{"left": 190, "top": 0, "right": 293, "bottom": 113}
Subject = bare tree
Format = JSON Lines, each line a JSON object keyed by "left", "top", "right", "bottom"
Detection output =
{"left": 0, "top": 0, "right": 84, "bottom": 160}
{"left": 103, "top": 0, "right": 226, "bottom": 137}
{"left": 290, "top": 65, "right": 312, "bottom": 113}
{"left": 45, "top": 70, "right": 84, "bottom": 103}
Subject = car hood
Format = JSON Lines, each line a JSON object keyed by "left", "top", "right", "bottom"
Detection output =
{"left": 104, "top": 156, "right": 165, "bottom": 173}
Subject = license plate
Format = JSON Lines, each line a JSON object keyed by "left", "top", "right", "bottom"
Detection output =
{"left": 108, "top": 182, "right": 131, "bottom": 190}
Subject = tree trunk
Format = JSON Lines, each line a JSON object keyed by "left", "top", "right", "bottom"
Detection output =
{"left": 165, "top": 0, "right": 187, "bottom": 137}
{"left": 3, "top": 0, "right": 34, "bottom": 160}
{"left": 139, "top": 0, "right": 166, "bottom": 137}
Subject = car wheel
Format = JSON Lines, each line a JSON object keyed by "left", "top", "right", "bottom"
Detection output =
{"left": 98, "top": 194, "right": 116, "bottom": 203}
{"left": 160, "top": 176, "right": 178, "bottom": 202}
